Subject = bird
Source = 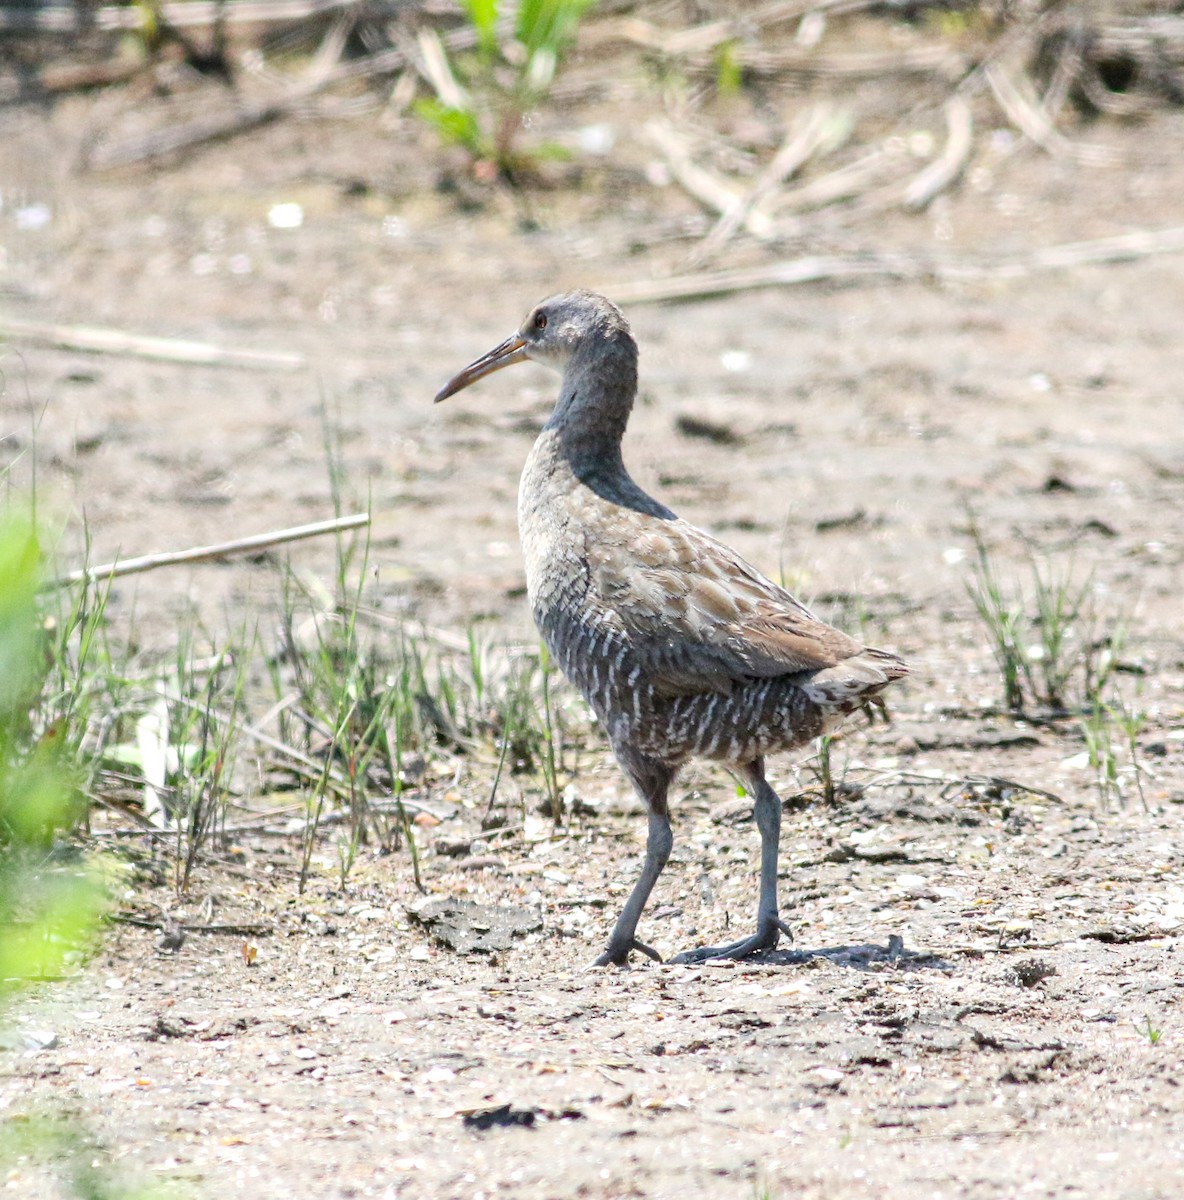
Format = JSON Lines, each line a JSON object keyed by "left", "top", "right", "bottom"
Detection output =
{"left": 434, "top": 290, "right": 908, "bottom": 967}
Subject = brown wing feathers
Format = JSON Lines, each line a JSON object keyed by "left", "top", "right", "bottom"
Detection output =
{"left": 586, "top": 513, "right": 869, "bottom": 697}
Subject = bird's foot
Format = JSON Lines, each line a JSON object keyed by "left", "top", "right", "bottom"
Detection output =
{"left": 667, "top": 917, "right": 792, "bottom": 965}
{"left": 590, "top": 937, "right": 663, "bottom": 969}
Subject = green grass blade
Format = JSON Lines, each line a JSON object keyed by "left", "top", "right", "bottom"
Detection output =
{"left": 463, "top": 0, "right": 500, "bottom": 57}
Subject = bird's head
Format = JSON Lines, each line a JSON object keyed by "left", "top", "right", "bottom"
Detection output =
{"left": 434, "top": 290, "right": 633, "bottom": 403}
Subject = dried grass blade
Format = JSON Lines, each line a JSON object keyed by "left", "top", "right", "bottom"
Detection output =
{"left": 646, "top": 120, "right": 743, "bottom": 218}
{"left": 694, "top": 102, "right": 847, "bottom": 262}
{"left": 50, "top": 513, "right": 370, "bottom": 589}
{"left": 986, "top": 60, "right": 1116, "bottom": 166}
{"left": 0, "top": 315, "right": 305, "bottom": 370}
{"left": 902, "top": 95, "right": 974, "bottom": 212}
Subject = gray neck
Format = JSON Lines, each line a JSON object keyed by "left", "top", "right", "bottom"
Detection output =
{"left": 544, "top": 337, "right": 637, "bottom": 478}
{"left": 537, "top": 336, "right": 674, "bottom": 519}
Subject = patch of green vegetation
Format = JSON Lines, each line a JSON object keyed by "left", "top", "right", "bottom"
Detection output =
{"left": 1136, "top": 1016, "right": 1162, "bottom": 1046}
{"left": 1, "top": 387, "right": 580, "bottom": 907}
{"left": 1107, "top": 687, "right": 1150, "bottom": 809}
{"left": 812, "top": 731, "right": 836, "bottom": 802}
{"left": 266, "top": 529, "right": 574, "bottom": 887}
{"left": 965, "top": 517, "right": 1120, "bottom": 716}
{"left": 0, "top": 1113, "right": 177, "bottom": 1199}
{"left": 0, "top": 520, "right": 106, "bottom": 986}
{"left": 1078, "top": 700, "right": 1119, "bottom": 807}
{"left": 414, "top": 0, "right": 597, "bottom": 183}
{"left": 714, "top": 39, "right": 743, "bottom": 98}
{"left": 965, "top": 515, "right": 1153, "bottom": 808}
{"left": 0, "top": 516, "right": 176, "bottom": 1197}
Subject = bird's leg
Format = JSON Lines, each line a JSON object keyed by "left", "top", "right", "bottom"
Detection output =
{"left": 592, "top": 758, "right": 673, "bottom": 967}
{"left": 750, "top": 767, "right": 794, "bottom": 943}
{"left": 669, "top": 758, "right": 792, "bottom": 964}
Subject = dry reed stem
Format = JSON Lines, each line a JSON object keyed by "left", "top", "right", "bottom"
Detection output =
{"left": 646, "top": 120, "right": 744, "bottom": 221}
{"left": 902, "top": 95, "right": 974, "bottom": 211}
{"left": 52, "top": 513, "right": 371, "bottom": 588}
{"left": 613, "top": 225, "right": 1184, "bottom": 305}
{"left": 692, "top": 103, "right": 845, "bottom": 265}
{"left": 986, "top": 60, "right": 1117, "bottom": 167}
{"left": 0, "top": 315, "right": 306, "bottom": 370}
{"left": 0, "top": 0, "right": 361, "bottom": 32}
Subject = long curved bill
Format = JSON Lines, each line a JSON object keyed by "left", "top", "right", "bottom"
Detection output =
{"left": 434, "top": 333, "right": 529, "bottom": 403}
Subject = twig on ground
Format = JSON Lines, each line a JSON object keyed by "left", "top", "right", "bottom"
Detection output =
{"left": 0, "top": 0, "right": 363, "bottom": 33}
{"left": 938, "top": 774, "right": 1063, "bottom": 805}
{"left": 691, "top": 43, "right": 967, "bottom": 81}
{"left": 0, "top": 55, "right": 147, "bottom": 100}
{"left": 0, "top": 315, "right": 306, "bottom": 370}
{"left": 855, "top": 766, "right": 1062, "bottom": 805}
{"left": 87, "top": 21, "right": 484, "bottom": 169}
{"left": 612, "top": 253, "right": 918, "bottom": 304}
{"left": 52, "top": 513, "right": 371, "bottom": 588}
{"left": 765, "top": 144, "right": 903, "bottom": 219}
{"left": 692, "top": 103, "right": 847, "bottom": 264}
{"left": 612, "top": 225, "right": 1184, "bottom": 305}
{"left": 948, "top": 225, "right": 1184, "bottom": 279}
{"left": 84, "top": 97, "right": 296, "bottom": 170}
{"left": 86, "top": 7, "right": 358, "bottom": 173}
{"left": 88, "top": 791, "right": 168, "bottom": 831}
{"left": 902, "top": 95, "right": 974, "bottom": 211}
{"left": 986, "top": 59, "right": 1116, "bottom": 166}
{"left": 1039, "top": 26, "right": 1086, "bottom": 123}
{"left": 108, "top": 914, "right": 274, "bottom": 935}
{"left": 415, "top": 26, "right": 469, "bottom": 110}
{"left": 646, "top": 120, "right": 743, "bottom": 223}
{"left": 600, "top": 0, "right": 892, "bottom": 58}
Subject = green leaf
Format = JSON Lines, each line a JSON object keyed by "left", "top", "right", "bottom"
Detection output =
{"left": 0, "top": 755, "right": 80, "bottom": 846}
{"left": 714, "top": 39, "right": 742, "bottom": 98}
{"left": 413, "top": 98, "right": 486, "bottom": 157}
{"left": 462, "top": 0, "right": 500, "bottom": 58}
{"left": 516, "top": 0, "right": 597, "bottom": 58}
{"left": 531, "top": 141, "right": 574, "bottom": 163}
{"left": 0, "top": 870, "right": 104, "bottom": 985}
{"left": 0, "top": 513, "right": 105, "bottom": 1000}
{"left": 0, "top": 524, "right": 42, "bottom": 722}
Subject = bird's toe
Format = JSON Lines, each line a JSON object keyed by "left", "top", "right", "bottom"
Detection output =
{"left": 590, "top": 937, "right": 663, "bottom": 969}
{"left": 669, "top": 919, "right": 790, "bottom": 965}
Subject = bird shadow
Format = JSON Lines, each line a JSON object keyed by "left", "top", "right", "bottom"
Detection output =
{"left": 747, "top": 934, "right": 953, "bottom": 972}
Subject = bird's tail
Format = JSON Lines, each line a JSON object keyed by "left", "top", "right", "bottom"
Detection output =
{"left": 802, "top": 646, "right": 908, "bottom": 716}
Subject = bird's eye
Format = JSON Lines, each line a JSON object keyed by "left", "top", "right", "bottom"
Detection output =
{"left": 533, "top": 311, "right": 548, "bottom": 331}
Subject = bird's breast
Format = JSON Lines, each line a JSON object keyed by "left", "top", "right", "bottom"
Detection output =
{"left": 517, "top": 436, "right": 587, "bottom": 615}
